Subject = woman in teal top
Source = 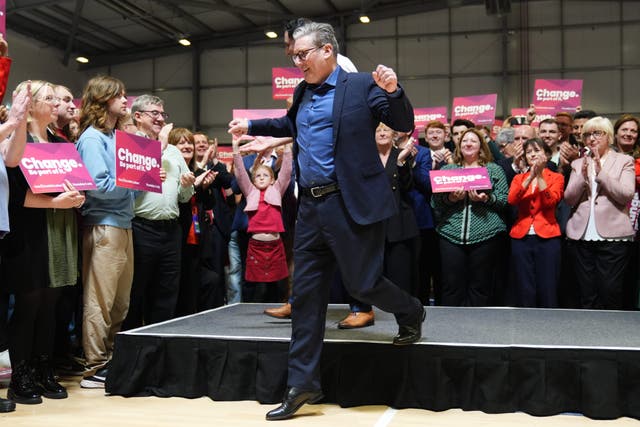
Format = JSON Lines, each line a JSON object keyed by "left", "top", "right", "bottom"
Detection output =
{"left": 432, "top": 128, "right": 508, "bottom": 306}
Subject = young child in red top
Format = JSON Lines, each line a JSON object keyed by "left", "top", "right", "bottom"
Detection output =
{"left": 232, "top": 137, "right": 292, "bottom": 302}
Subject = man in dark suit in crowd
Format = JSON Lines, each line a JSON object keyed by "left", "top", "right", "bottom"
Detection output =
{"left": 228, "top": 21, "right": 425, "bottom": 421}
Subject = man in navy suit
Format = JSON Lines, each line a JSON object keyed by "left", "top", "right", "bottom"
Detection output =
{"left": 229, "top": 22, "right": 425, "bottom": 421}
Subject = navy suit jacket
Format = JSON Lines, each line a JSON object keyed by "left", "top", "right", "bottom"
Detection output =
{"left": 250, "top": 67, "right": 415, "bottom": 225}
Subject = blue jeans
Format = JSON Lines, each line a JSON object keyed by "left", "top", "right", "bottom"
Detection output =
{"left": 226, "top": 230, "right": 243, "bottom": 304}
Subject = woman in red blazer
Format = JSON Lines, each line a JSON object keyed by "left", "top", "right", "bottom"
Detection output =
{"left": 508, "top": 138, "right": 564, "bottom": 307}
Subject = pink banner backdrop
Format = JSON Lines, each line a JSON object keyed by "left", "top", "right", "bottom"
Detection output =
{"left": 19, "top": 143, "right": 97, "bottom": 193}
{"left": 272, "top": 67, "right": 304, "bottom": 100}
{"left": 115, "top": 130, "right": 162, "bottom": 193}
{"left": 413, "top": 107, "right": 448, "bottom": 138}
{"left": 532, "top": 79, "right": 583, "bottom": 115}
{"left": 452, "top": 94, "right": 497, "bottom": 125}
{"left": 430, "top": 167, "right": 492, "bottom": 193}
{"left": 0, "top": 0, "right": 5, "bottom": 37}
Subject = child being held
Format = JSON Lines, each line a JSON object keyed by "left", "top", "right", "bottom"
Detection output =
{"left": 232, "top": 138, "right": 292, "bottom": 302}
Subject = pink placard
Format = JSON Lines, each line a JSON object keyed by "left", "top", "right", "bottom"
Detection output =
{"left": 115, "top": 130, "right": 162, "bottom": 193}
{"left": 532, "top": 79, "right": 582, "bottom": 115}
{"left": 19, "top": 143, "right": 97, "bottom": 194}
{"left": 430, "top": 167, "right": 492, "bottom": 193}
{"left": 511, "top": 108, "right": 528, "bottom": 117}
{"left": 0, "top": 0, "right": 5, "bottom": 37}
{"left": 272, "top": 67, "right": 304, "bottom": 100}
{"left": 413, "top": 107, "right": 448, "bottom": 138}
{"left": 216, "top": 145, "right": 233, "bottom": 171}
{"left": 452, "top": 94, "right": 497, "bottom": 125}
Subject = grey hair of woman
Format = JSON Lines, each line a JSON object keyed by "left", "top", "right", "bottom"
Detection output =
{"left": 495, "top": 127, "right": 515, "bottom": 146}
{"left": 292, "top": 22, "right": 339, "bottom": 58}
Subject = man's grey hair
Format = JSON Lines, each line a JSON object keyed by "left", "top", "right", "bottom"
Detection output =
{"left": 292, "top": 22, "right": 339, "bottom": 58}
{"left": 495, "top": 127, "right": 515, "bottom": 146}
{"left": 131, "top": 94, "right": 164, "bottom": 124}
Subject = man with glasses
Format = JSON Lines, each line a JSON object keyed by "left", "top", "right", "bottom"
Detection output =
{"left": 229, "top": 21, "right": 424, "bottom": 421}
{"left": 123, "top": 95, "right": 194, "bottom": 330}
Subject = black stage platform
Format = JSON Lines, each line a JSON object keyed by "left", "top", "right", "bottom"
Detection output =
{"left": 107, "top": 304, "right": 640, "bottom": 420}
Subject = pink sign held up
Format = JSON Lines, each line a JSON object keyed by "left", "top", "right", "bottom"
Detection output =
{"left": 532, "top": 79, "right": 583, "bottom": 115}
{"left": 0, "top": 0, "right": 5, "bottom": 37}
{"left": 413, "top": 107, "right": 448, "bottom": 138}
{"left": 19, "top": 143, "right": 97, "bottom": 194}
{"left": 430, "top": 167, "right": 492, "bottom": 193}
{"left": 115, "top": 130, "right": 162, "bottom": 193}
{"left": 272, "top": 67, "right": 304, "bottom": 100}
{"left": 452, "top": 94, "right": 497, "bottom": 125}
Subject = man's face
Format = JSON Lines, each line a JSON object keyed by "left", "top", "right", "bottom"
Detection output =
{"left": 292, "top": 34, "right": 333, "bottom": 85}
{"left": 513, "top": 125, "right": 535, "bottom": 149}
{"left": 284, "top": 32, "right": 294, "bottom": 56}
{"left": 55, "top": 87, "right": 75, "bottom": 125}
{"left": 538, "top": 122, "right": 560, "bottom": 149}
{"left": 425, "top": 126, "right": 445, "bottom": 150}
{"left": 572, "top": 118, "right": 588, "bottom": 143}
{"left": 451, "top": 125, "right": 468, "bottom": 145}
{"left": 134, "top": 103, "right": 165, "bottom": 139}
{"left": 555, "top": 115, "right": 572, "bottom": 141}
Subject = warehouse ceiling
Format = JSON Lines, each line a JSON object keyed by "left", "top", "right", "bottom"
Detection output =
{"left": 7, "top": 0, "right": 492, "bottom": 68}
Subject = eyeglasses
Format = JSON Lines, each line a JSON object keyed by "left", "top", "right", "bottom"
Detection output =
{"left": 37, "top": 95, "right": 61, "bottom": 104}
{"left": 139, "top": 110, "right": 169, "bottom": 120}
{"left": 581, "top": 130, "right": 607, "bottom": 140}
{"left": 290, "top": 46, "right": 322, "bottom": 64}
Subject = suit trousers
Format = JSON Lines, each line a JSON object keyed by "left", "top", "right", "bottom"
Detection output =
{"left": 123, "top": 218, "right": 181, "bottom": 330}
{"left": 570, "top": 239, "right": 631, "bottom": 310}
{"left": 288, "top": 193, "right": 423, "bottom": 390}
{"left": 439, "top": 235, "right": 503, "bottom": 307}
{"left": 511, "top": 235, "right": 561, "bottom": 308}
{"left": 82, "top": 225, "right": 133, "bottom": 373}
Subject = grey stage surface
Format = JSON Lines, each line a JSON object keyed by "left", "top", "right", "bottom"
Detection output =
{"left": 124, "top": 303, "right": 640, "bottom": 350}
{"left": 109, "top": 304, "right": 640, "bottom": 420}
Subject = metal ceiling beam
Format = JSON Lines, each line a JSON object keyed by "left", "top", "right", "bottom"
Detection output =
{"left": 63, "top": 0, "right": 85, "bottom": 66}
{"left": 48, "top": 4, "right": 138, "bottom": 48}
{"left": 150, "top": 0, "right": 216, "bottom": 34}
{"left": 264, "top": 0, "right": 294, "bottom": 15}
{"left": 93, "top": 0, "right": 170, "bottom": 39}
{"left": 8, "top": 13, "right": 103, "bottom": 54}
{"left": 6, "top": 0, "right": 67, "bottom": 14}
{"left": 149, "top": 0, "right": 294, "bottom": 19}
{"left": 116, "top": 0, "right": 187, "bottom": 38}
{"left": 213, "top": 0, "right": 258, "bottom": 28}
{"left": 19, "top": 9, "right": 112, "bottom": 51}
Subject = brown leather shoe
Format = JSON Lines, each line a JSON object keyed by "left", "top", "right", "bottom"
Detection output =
{"left": 338, "top": 310, "right": 375, "bottom": 329}
{"left": 264, "top": 303, "right": 291, "bottom": 319}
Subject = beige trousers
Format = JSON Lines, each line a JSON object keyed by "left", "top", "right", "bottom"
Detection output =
{"left": 82, "top": 225, "right": 134, "bottom": 375}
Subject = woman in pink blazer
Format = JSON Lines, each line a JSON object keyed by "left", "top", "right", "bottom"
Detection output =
{"left": 565, "top": 117, "right": 635, "bottom": 309}
{"left": 508, "top": 138, "right": 564, "bottom": 307}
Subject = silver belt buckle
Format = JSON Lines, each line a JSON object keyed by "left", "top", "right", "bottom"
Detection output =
{"left": 310, "top": 186, "right": 323, "bottom": 197}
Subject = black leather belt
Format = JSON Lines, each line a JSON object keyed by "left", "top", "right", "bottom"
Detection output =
{"left": 299, "top": 183, "right": 340, "bottom": 198}
{"left": 133, "top": 216, "right": 179, "bottom": 229}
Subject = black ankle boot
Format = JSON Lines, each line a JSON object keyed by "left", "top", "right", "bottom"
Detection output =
{"left": 7, "top": 360, "right": 42, "bottom": 404}
{"left": 34, "top": 355, "right": 67, "bottom": 399}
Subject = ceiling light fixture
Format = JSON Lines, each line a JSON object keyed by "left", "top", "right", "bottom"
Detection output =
{"left": 178, "top": 38, "right": 191, "bottom": 46}
{"left": 75, "top": 56, "right": 89, "bottom": 64}
{"left": 359, "top": 14, "right": 370, "bottom": 24}
{"left": 265, "top": 30, "right": 278, "bottom": 39}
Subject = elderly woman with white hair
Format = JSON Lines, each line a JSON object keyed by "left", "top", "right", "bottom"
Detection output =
{"left": 565, "top": 116, "right": 635, "bottom": 310}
